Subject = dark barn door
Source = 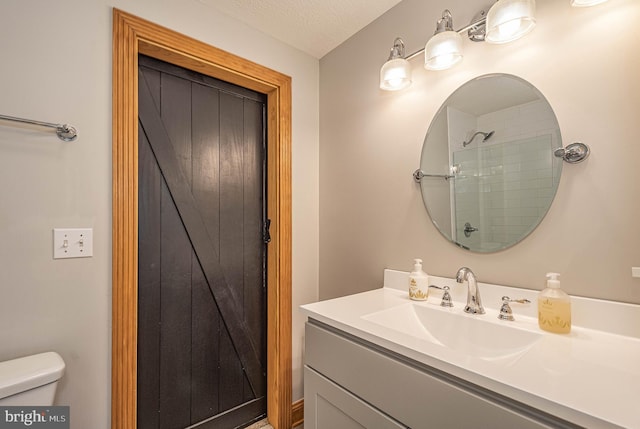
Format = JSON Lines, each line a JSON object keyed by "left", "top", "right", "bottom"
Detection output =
{"left": 137, "top": 55, "right": 267, "bottom": 429}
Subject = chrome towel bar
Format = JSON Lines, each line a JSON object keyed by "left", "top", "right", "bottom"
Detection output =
{"left": 0, "top": 114, "right": 77, "bottom": 141}
{"left": 413, "top": 169, "right": 454, "bottom": 182}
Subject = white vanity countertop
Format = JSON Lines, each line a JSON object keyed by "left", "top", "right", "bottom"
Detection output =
{"left": 300, "top": 270, "right": 640, "bottom": 429}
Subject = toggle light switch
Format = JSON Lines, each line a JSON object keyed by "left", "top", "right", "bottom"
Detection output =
{"left": 53, "top": 228, "right": 93, "bottom": 259}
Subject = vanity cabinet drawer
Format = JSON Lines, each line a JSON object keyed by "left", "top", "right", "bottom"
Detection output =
{"left": 305, "top": 321, "right": 574, "bottom": 429}
{"left": 304, "top": 366, "right": 407, "bottom": 429}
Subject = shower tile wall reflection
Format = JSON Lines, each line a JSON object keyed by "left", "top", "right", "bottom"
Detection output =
{"left": 453, "top": 135, "right": 556, "bottom": 252}
{"left": 448, "top": 98, "right": 561, "bottom": 251}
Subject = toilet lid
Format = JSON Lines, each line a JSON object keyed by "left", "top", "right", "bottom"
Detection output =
{"left": 0, "top": 352, "right": 65, "bottom": 399}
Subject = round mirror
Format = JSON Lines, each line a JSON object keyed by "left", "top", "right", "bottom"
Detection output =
{"left": 419, "top": 74, "right": 563, "bottom": 252}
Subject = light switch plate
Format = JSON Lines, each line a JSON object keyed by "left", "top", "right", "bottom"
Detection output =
{"left": 633, "top": 267, "right": 640, "bottom": 279}
{"left": 53, "top": 228, "right": 93, "bottom": 259}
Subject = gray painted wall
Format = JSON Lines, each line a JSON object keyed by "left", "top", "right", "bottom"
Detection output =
{"left": 319, "top": 0, "right": 640, "bottom": 303}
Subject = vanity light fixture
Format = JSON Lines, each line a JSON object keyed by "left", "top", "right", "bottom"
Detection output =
{"left": 424, "top": 10, "right": 463, "bottom": 71}
{"left": 380, "top": 37, "right": 412, "bottom": 91}
{"left": 380, "top": 0, "right": 537, "bottom": 89}
{"left": 485, "top": 0, "right": 536, "bottom": 44}
{"left": 571, "top": 0, "right": 609, "bottom": 6}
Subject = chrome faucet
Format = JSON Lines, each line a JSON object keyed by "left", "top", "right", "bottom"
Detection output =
{"left": 456, "top": 267, "right": 485, "bottom": 314}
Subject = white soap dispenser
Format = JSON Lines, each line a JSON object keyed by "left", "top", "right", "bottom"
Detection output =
{"left": 409, "top": 259, "right": 429, "bottom": 301}
{"left": 538, "top": 272, "right": 572, "bottom": 334}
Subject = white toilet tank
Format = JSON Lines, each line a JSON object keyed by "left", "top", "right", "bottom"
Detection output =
{"left": 0, "top": 352, "right": 65, "bottom": 406}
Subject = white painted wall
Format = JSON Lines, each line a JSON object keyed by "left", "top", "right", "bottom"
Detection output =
{"left": 0, "top": 0, "right": 318, "bottom": 426}
{"left": 320, "top": 0, "right": 640, "bottom": 303}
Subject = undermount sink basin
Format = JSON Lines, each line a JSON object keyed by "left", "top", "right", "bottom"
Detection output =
{"left": 362, "top": 303, "right": 542, "bottom": 361}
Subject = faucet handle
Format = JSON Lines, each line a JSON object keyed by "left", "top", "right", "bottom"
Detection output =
{"left": 429, "top": 285, "right": 453, "bottom": 307}
{"left": 498, "top": 296, "right": 531, "bottom": 321}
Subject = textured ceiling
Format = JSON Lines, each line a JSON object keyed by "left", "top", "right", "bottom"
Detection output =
{"left": 196, "top": 0, "right": 403, "bottom": 58}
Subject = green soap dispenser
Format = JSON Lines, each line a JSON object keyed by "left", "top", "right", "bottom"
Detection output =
{"left": 538, "top": 273, "right": 572, "bottom": 334}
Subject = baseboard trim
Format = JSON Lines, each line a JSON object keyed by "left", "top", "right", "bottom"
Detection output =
{"left": 292, "top": 399, "right": 304, "bottom": 427}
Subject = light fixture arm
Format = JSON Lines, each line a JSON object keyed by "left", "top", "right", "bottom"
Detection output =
{"left": 434, "top": 10, "right": 455, "bottom": 34}
{"left": 388, "top": 37, "right": 406, "bottom": 60}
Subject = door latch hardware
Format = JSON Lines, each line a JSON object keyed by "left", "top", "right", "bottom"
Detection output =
{"left": 263, "top": 219, "right": 271, "bottom": 244}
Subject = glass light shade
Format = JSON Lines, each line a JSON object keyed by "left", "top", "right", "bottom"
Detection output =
{"left": 380, "top": 58, "right": 412, "bottom": 91}
{"left": 424, "top": 31, "right": 463, "bottom": 71}
{"left": 571, "top": 0, "right": 608, "bottom": 6}
{"left": 485, "top": 0, "right": 536, "bottom": 44}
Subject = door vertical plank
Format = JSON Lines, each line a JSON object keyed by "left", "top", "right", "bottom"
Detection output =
{"left": 219, "top": 91, "right": 246, "bottom": 410}
{"left": 190, "top": 83, "right": 221, "bottom": 250}
{"left": 219, "top": 91, "right": 245, "bottom": 306}
{"left": 190, "top": 82, "right": 222, "bottom": 423}
{"left": 137, "top": 127, "right": 161, "bottom": 429}
{"left": 243, "top": 98, "right": 266, "bottom": 401}
{"left": 140, "top": 67, "right": 161, "bottom": 112}
{"left": 218, "top": 323, "right": 243, "bottom": 412}
{"left": 190, "top": 260, "right": 219, "bottom": 423}
{"left": 161, "top": 73, "right": 193, "bottom": 182}
{"left": 159, "top": 73, "right": 193, "bottom": 429}
{"left": 159, "top": 180, "right": 193, "bottom": 429}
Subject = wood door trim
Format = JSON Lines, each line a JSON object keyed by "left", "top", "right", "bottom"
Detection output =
{"left": 112, "top": 9, "right": 292, "bottom": 429}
